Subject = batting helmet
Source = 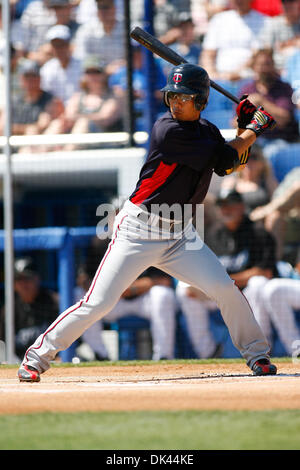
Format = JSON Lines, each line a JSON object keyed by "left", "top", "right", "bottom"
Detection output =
{"left": 161, "top": 63, "right": 210, "bottom": 111}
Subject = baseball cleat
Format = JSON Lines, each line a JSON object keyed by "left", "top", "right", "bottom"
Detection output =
{"left": 18, "top": 365, "right": 40, "bottom": 382}
{"left": 252, "top": 359, "right": 277, "bottom": 376}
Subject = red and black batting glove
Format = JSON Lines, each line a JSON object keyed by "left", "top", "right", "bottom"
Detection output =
{"left": 236, "top": 94, "right": 257, "bottom": 129}
{"left": 246, "top": 106, "right": 276, "bottom": 137}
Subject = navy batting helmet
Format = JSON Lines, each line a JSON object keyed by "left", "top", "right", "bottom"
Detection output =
{"left": 161, "top": 63, "right": 210, "bottom": 110}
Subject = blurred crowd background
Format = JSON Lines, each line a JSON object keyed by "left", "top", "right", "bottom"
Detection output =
{"left": 0, "top": 0, "right": 299, "bottom": 363}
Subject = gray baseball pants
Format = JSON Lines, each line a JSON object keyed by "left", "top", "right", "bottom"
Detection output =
{"left": 22, "top": 200, "right": 270, "bottom": 373}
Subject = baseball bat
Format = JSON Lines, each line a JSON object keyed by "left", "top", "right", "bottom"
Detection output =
{"left": 130, "top": 26, "right": 240, "bottom": 105}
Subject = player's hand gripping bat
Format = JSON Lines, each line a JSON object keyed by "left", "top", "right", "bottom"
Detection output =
{"left": 130, "top": 26, "right": 240, "bottom": 104}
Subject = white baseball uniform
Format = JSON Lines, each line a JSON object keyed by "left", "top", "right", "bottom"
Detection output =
{"left": 21, "top": 108, "right": 273, "bottom": 375}
{"left": 251, "top": 277, "right": 300, "bottom": 355}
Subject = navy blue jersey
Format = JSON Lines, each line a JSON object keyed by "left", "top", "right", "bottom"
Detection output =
{"left": 130, "top": 111, "right": 238, "bottom": 213}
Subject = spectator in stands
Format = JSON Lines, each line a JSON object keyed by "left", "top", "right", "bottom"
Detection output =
{"left": 239, "top": 48, "right": 299, "bottom": 157}
{"left": 190, "top": 0, "right": 230, "bottom": 41}
{"left": 0, "top": 2, "right": 8, "bottom": 62}
{"left": 250, "top": 0, "right": 283, "bottom": 17}
{"left": 73, "top": 0, "right": 125, "bottom": 76}
{"left": 18, "top": 0, "right": 56, "bottom": 57}
{"left": 130, "top": 0, "right": 186, "bottom": 45}
{"left": 250, "top": 167, "right": 300, "bottom": 259}
{"left": 74, "top": 235, "right": 178, "bottom": 361}
{"left": 75, "top": 0, "right": 135, "bottom": 26}
{"left": 158, "top": 12, "right": 202, "bottom": 78}
{"left": 171, "top": 0, "right": 191, "bottom": 14}
{"left": 220, "top": 143, "right": 278, "bottom": 213}
{"left": 75, "top": 0, "right": 98, "bottom": 25}
{"left": 176, "top": 188, "right": 278, "bottom": 358}
{"left": 40, "top": 25, "right": 82, "bottom": 105}
{"left": 11, "top": 0, "right": 36, "bottom": 20}
{"left": 0, "top": 0, "right": 24, "bottom": 60}
{"left": 257, "top": 262, "right": 300, "bottom": 356}
{"left": 0, "top": 257, "right": 59, "bottom": 360}
{"left": 51, "top": 55, "right": 123, "bottom": 148}
{"left": 0, "top": 46, "right": 23, "bottom": 114}
{"left": 0, "top": 58, "right": 64, "bottom": 141}
{"left": 129, "top": 0, "right": 189, "bottom": 45}
{"left": 260, "top": 0, "right": 300, "bottom": 73}
{"left": 284, "top": 47, "right": 300, "bottom": 88}
{"left": 283, "top": 48, "right": 300, "bottom": 113}
{"left": 212, "top": 189, "right": 278, "bottom": 287}
{"left": 47, "top": 0, "right": 80, "bottom": 39}
{"left": 201, "top": 0, "right": 268, "bottom": 82}
{"left": 109, "top": 42, "right": 165, "bottom": 131}
{"left": 152, "top": 0, "right": 181, "bottom": 45}
{"left": 20, "top": 0, "right": 80, "bottom": 65}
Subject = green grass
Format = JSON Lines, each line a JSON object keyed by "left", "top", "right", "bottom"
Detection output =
{"left": 0, "top": 410, "right": 300, "bottom": 450}
{"left": 0, "top": 356, "right": 292, "bottom": 370}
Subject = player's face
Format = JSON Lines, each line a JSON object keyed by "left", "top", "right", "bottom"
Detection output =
{"left": 168, "top": 93, "right": 200, "bottom": 121}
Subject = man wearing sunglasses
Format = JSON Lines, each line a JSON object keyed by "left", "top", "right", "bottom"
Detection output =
{"left": 18, "top": 63, "right": 278, "bottom": 382}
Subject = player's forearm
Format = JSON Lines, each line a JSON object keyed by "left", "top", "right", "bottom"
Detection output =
{"left": 228, "top": 129, "right": 256, "bottom": 158}
{"left": 224, "top": 129, "right": 256, "bottom": 174}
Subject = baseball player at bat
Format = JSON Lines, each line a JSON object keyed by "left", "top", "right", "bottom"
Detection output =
{"left": 18, "top": 63, "right": 277, "bottom": 382}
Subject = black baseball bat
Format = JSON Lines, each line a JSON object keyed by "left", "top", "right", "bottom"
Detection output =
{"left": 130, "top": 26, "right": 240, "bottom": 105}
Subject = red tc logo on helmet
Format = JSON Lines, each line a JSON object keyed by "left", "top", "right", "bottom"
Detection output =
{"left": 173, "top": 73, "right": 182, "bottom": 83}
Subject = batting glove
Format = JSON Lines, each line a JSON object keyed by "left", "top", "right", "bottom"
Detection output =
{"left": 236, "top": 94, "right": 257, "bottom": 129}
{"left": 246, "top": 106, "right": 276, "bottom": 137}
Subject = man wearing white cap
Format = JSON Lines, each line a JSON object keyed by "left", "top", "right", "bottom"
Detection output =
{"left": 40, "top": 25, "right": 82, "bottom": 104}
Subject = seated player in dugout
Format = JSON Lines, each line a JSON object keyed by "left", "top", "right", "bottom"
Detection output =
{"left": 18, "top": 63, "right": 278, "bottom": 383}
